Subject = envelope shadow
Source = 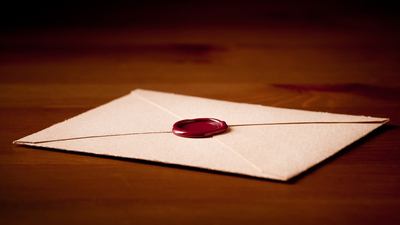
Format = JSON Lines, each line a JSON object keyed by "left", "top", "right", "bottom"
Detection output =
{"left": 286, "top": 124, "right": 396, "bottom": 184}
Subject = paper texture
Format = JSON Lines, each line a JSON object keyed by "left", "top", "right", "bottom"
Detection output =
{"left": 14, "top": 89, "right": 388, "bottom": 181}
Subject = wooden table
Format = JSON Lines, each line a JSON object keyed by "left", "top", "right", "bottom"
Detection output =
{"left": 1, "top": 1, "right": 399, "bottom": 224}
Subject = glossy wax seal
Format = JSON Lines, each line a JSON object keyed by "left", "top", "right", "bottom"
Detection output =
{"left": 172, "top": 118, "right": 228, "bottom": 138}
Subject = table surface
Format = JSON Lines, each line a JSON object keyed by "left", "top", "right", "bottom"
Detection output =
{"left": 1, "top": 1, "right": 399, "bottom": 224}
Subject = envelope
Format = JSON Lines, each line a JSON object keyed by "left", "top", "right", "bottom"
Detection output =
{"left": 13, "top": 89, "right": 389, "bottom": 181}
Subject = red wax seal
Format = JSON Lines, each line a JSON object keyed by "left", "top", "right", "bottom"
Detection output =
{"left": 172, "top": 118, "right": 228, "bottom": 138}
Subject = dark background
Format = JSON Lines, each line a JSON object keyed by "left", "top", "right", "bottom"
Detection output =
{"left": 1, "top": 0, "right": 399, "bottom": 30}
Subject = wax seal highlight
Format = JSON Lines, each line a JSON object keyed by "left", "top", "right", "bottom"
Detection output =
{"left": 172, "top": 118, "right": 228, "bottom": 138}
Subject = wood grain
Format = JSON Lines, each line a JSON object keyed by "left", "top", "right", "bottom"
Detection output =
{"left": 1, "top": 1, "right": 399, "bottom": 224}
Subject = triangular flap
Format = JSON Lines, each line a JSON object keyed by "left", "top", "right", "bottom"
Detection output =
{"left": 15, "top": 94, "right": 180, "bottom": 144}
{"left": 133, "top": 89, "right": 388, "bottom": 125}
{"left": 215, "top": 123, "right": 384, "bottom": 180}
{"left": 22, "top": 133, "right": 281, "bottom": 180}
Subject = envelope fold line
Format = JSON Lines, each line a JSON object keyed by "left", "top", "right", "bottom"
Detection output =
{"left": 229, "top": 120, "right": 388, "bottom": 127}
{"left": 13, "top": 131, "right": 172, "bottom": 144}
{"left": 132, "top": 92, "right": 183, "bottom": 120}
{"left": 212, "top": 137, "right": 263, "bottom": 173}
{"left": 15, "top": 121, "right": 387, "bottom": 145}
{"left": 213, "top": 137, "right": 288, "bottom": 179}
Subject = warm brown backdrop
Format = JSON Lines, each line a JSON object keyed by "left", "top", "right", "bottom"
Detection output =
{"left": 1, "top": 1, "right": 399, "bottom": 224}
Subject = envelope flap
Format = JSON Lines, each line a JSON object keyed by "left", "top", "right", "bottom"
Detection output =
{"left": 15, "top": 93, "right": 180, "bottom": 143}
{"left": 134, "top": 89, "right": 387, "bottom": 125}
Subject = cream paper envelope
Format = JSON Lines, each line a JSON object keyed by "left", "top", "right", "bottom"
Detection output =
{"left": 13, "top": 89, "right": 389, "bottom": 181}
